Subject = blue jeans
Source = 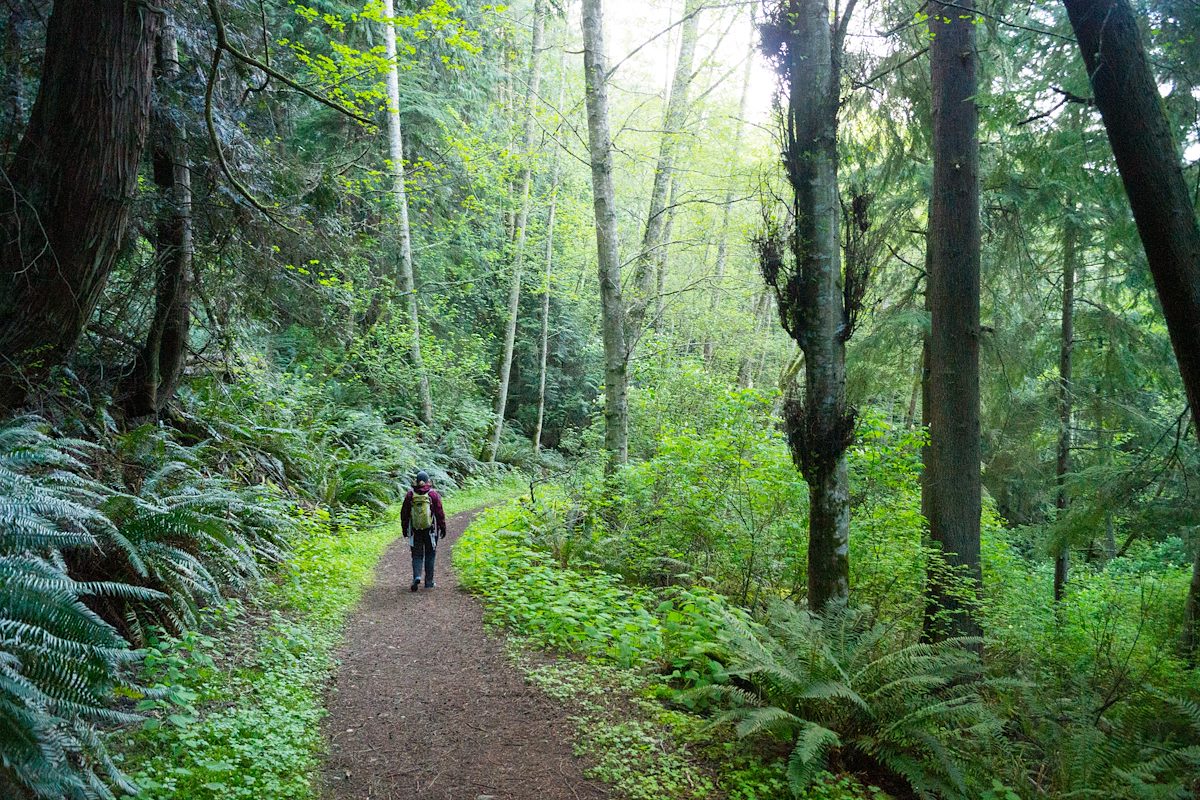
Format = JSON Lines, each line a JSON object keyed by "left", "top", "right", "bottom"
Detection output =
{"left": 411, "top": 529, "right": 436, "bottom": 585}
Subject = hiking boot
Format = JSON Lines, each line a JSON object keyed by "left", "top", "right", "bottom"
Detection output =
{"left": 410, "top": 578, "right": 420, "bottom": 592}
{"left": 424, "top": 581, "right": 437, "bottom": 589}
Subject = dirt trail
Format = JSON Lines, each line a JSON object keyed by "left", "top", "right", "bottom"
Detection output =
{"left": 321, "top": 507, "right": 610, "bottom": 800}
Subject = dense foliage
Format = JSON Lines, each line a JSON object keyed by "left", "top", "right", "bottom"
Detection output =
{"left": 457, "top": 380, "right": 1199, "bottom": 799}
{"left": 1, "top": 0, "right": 1198, "bottom": 796}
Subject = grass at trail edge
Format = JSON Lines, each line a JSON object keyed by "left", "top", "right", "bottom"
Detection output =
{"left": 452, "top": 498, "right": 882, "bottom": 800}
{"left": 114, "top": 475, "right": 525, "bottom": 800}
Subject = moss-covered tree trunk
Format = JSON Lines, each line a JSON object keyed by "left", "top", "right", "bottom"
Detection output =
{"left": 760, "top": 0, "right": 855, "bottom": 612}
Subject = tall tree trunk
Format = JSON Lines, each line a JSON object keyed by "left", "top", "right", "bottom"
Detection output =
{"left": 630, "top": 0, "right": 702, "bottom": 335}
{"left": 1185, "top": 545, "right": 1200, "bottom": 665}
{"left": 534, "top": 49, "right": 567, "bottom": 455}
{"left": 654, "top": 174, "right": 680, "bottom": 326}
{"left": 0, "top": 0, "right": 160, "bottom": 412}
{"left": 486, "top": 0, "right": 546, "bottom": 461}
{"left": 1054, "top": 214, "right": 1078, "bottom": 602}
{"left": 581, "top": 0, "right": 629, "bottom": 470}
{"left": 704, "top": 30, "right": 755, "bottom": 362}
{"left": 383, "top": 0, "right": 433, "bottom": 426}
{"left": 119, "top": 27, "right": 193, "bottom": 418}
{"left": 920, "top": 268, "right": 931, "bottom": 520}
{"left": 533, "top": 151, "right": 560, "bottom": 455}
{"left": 759, "top": 0, "right": 855, "bottom": 613}
{"left": 1060, "top": 0, "right": 1200, "bottom": 657}
{"left": 923, "top": 0, "right": 982, "bottom": 642}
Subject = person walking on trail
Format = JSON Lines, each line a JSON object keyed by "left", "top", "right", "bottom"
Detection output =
{"left": 401, "top": 470, "right": 447, "bottom": 591}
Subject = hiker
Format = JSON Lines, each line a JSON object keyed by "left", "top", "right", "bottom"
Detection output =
{"left": 401, "top": 470, "right": 447, "bottom": 591}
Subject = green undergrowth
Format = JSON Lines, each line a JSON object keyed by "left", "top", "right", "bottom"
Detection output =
{"left": 113, "top": 507, "right": 398, "bottom": 799}
{"left": 448, "top": 472, "right": 531, "bottom": 515}
{"left": 113, "top": 478, "right": 521, "bottom": 799}
{"left": 454, "top": 501, "right": 881, "bottom": 800}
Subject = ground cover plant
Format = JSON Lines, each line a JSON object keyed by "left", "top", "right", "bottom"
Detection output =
{"left": 115, "top": 510, "right": 398, "bottom": 800}
{"left": 456, "top": 503, "right": 901, "bottom": 800}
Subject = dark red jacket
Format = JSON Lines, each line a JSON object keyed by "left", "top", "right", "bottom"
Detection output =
{"left": 401, "top": 485, "right": 446, "bottom": 536}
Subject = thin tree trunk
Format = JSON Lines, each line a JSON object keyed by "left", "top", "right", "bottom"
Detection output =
{"left": 923, "top": 0, "right": 982, "bottom": 642}
{"left": 581, "top": 0, "right": 629, "bottom": 470}
{"left": 903, "top": 360, "right": 920, "bottom": 428}
{"left": 120, "top": 27, "right": 193, "bottom": 418}
{"left": 486, "top": 0, "right": 546, "bottom": 461}
{"left": 654, "top": 175, "right": 680, "bottom": 325}
{"left": 1054, "top": 214, "right": 1078, "bottom": 602}
{"left": 737, "top": 290, "right": 770, "bottom": 387}
{"left": 534, "top": 104, "right": 563, "bottom": 454}
{"left": 0, "top": 0, "right": 160, "bottom": 411}
{"left": 759, "top": 0, "right": 855, "bottom": 613}
{"left": 920, "top": 266, "right": 931, "bottom": 521}
{"left": 630, "top": 0, "right": 702, "bottom": 334}
{"left": 1185, "top": 544, "right": 1200, "bottom": 665}
{"left": 383, "top": 0, "right": 433, "bottom": 426}
{"left": 704, "top": 30, "right": 755, "bottom": 362}
{"left": 1060, "top": 0, "right": 1200, "bottom": 657}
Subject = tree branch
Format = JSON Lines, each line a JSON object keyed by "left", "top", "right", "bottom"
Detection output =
{"left": 204, "top": 0, "right": 375, "bottom": 126}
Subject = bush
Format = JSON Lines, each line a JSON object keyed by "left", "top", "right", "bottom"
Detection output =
{"left": 454, "top": 503, "right": 663, "bottom": 666}
{"left": 698, "top": 602, "right": 995, "bottom": 799}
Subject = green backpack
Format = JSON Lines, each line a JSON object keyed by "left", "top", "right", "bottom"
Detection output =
{"left": 411, "top": 492, "right": 433, "bottom": 531}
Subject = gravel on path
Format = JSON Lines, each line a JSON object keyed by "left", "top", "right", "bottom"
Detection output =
{"left": 321, "top": 507, "right": 610, "bottom": 800}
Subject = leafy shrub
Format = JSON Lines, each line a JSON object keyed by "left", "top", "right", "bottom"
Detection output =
{"left": 0, "top": 368, "right": 443, "bottom": 798}
{"left": 0, "top": 417, "right": 116, "bottom": 551}
{"left": 52, "top": 425, "right": 296, "bottom": 642}
{"left": 698, "top": 602, "right": 995, "bottom": 799}
{"left": 313, "top": 454, "right": 396, "bottom": 514}
{"left": 457, "top": 503, "right": 890, "bottom": 800}
{"left": 454, "top": 504, "right": 663, "bottom": 666}
{"left": 606, "top": 388, "right": 808, "bottom": 600}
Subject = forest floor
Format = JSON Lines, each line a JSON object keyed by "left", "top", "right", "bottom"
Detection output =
{"left": 320, "top": 507, "right": 612, "bottom": 800}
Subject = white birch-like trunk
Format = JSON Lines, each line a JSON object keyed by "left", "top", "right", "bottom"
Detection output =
{"left": 534, "top": 51, "right": 567, "bottom": 454}
{"left": 653, "top": 174, "right": 680, "bottom": 325}
{"left": 383, "top": 0, "right": 433, "bottom": 426}
{"left": 630, "top": 0, "right": 702, "bottom": 335}
{"left": 533, "top": 153, "right": 560, "bottom": 453}
{"left": 486, "top": 0, "right": 546, "bottom": 461}
{"left": 704, "top": 30, "right": 755, "bottom": 361}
